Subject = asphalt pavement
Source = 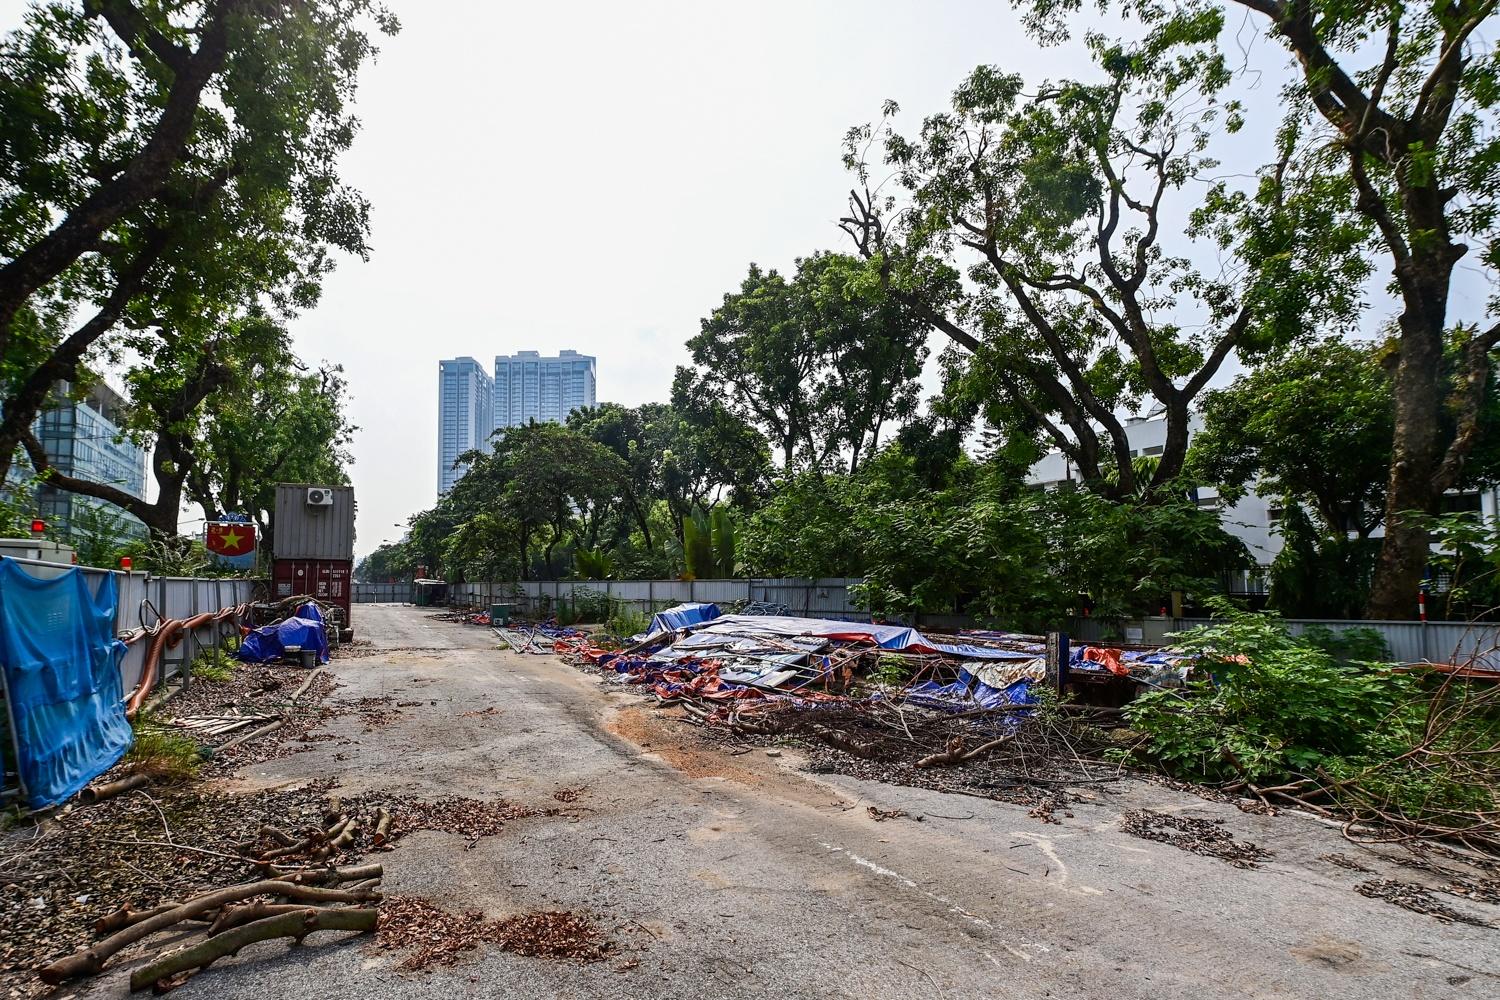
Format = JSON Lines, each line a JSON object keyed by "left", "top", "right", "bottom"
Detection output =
{"left": 84, "top": 604, "right": 1500, "bottom": 999}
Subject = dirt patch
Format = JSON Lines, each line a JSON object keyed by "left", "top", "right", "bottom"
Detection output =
{"left": 606, "top": 705, "right": 760, "bottom": 782}
{"left": 605, "top": 705, "right": 863, "bottom": 813}
{"left": 1120, "top": 809, "right": 1272, "bottom": 869}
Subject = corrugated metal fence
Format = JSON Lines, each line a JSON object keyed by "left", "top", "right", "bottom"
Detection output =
{"left": 354, "top": 582, "right": 413, "bottom": 603}
{"left": 358, "top": 572, "right": 1496, "bottom": 667}
{"left": 1, "top": 557, "right": 259, "bottom": 802}
{"left": 1067, "top": 615, "right": 1500, "bottom": 668}
{"left": 441, "top": 578, "right": 864, "bottom": 621}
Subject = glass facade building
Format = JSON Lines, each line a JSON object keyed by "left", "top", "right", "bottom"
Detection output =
{"left": 492, "top": 350, "right": 596, "bottom": 430}
{"left": 13, "top": 381, "right": 149, "bottom": 545}
{"left": 436, "top": 357, "right": 494, "bottom": 494}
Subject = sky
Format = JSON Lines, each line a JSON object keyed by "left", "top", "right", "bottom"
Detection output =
{"left": 292, "top": 0, "right": 1104, "bottom": 557}
{"left": 8, "top": 2, "right": 1493, "bottom": 559}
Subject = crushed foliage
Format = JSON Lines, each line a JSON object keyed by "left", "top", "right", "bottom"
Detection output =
{"left": 1321, "top": 853, "right": 1375, "bottom": 873}
{"left": 492, "top": 910, "right": 612, "bottom": 961}
{"left": 377, "top": 897, "right": 493, "bottom": 971}
{"left": 1120, "top": 809, "right": 1272, "bottom": 869}
{"left": 1355, "top": 879, "right": 1493, "bottom": 927}
{"left": 348, "top": 695, "right": 402, "bottom": 729}
{"left": 0, "top": 781, "right": 333, "bottom": 998}
{"left": 552, "top": 786, "right": 585, "bottom": 803}
{"left": 867, "top": 806, "right": 914, "bottom": 822}
{"left": 354, "top": 795, "right": 556, "bottom": 849}
{"left": 375, "top": 898, "right": 613, "bottom": 972}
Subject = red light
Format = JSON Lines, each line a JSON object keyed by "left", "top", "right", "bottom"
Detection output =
{"left": 120, "top": 556, "right": 133, "bottom": 571}
{"left": 30, "top": 519, "right": 45, "bottom": 534}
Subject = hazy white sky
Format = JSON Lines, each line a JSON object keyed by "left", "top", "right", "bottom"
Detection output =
{"left": 296, "top": 0, "right": 1102, "bottom": 556}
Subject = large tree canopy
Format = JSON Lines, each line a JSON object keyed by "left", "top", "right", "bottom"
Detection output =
{"left": 841, "top": 26, "right": 1365, "bottom": 502}
{"left": 0, "top": 0, "right": 396, "bottom": 486}
{"left": 1010, "top": 0, "right": 1500, "bottom": 614}
{"left": 678, "top": 251, "right": 929, "bottom": 472}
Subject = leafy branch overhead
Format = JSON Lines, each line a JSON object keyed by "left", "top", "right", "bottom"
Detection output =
{"left": 0, "top": 0, "right": 397, "bottom": 502}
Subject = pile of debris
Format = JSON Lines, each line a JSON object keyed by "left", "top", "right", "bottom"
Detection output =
{"left": 496, "top": 621, "right": 586, "bottom": 654}
{"left": 1, "top": 776, "right": 562, "bottom": 996}
{"left": 548, "top": 607, "right": 1163, "bottom": 807}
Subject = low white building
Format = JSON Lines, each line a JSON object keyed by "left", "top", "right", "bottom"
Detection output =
{"left": 1025, "top": 410, "right": 1500, "bottom": 593}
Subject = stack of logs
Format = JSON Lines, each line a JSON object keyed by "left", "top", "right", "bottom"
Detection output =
{"left": 39, "top": 798, "right": 394, "bottom": 993}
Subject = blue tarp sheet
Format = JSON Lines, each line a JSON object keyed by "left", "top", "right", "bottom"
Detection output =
{"left": 237, "top": 602, "right": 328, "bottom": 664}
{"left": 646, "top": 602, "right": 720, "bottom": 637}
{"left": 680, "top": 614, "right": 1029, "bottom": 661}
{"left": 904, "top": 668, "right": 1036, "bottom": 713}
{"left": 0, "top": 559, "right": 132, "bottom": 808}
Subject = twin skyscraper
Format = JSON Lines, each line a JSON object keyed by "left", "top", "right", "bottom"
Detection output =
{"left": 436, "top": 351, "right": 598, "bottom": 493}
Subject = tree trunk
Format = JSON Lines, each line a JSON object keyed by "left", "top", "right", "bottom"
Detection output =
{"left": 1365, "top": 294, "right": 1449, "bottom": 619}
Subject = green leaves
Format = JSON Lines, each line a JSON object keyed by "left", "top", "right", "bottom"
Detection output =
{"left": 681, "top": 252, "right": 928, "bottom": 472}
{"left": 1127, "top": 606, "right": 1420, "bottom": 784}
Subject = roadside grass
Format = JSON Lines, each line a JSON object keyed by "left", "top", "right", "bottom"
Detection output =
{"left": 123, "top": 722, "right": 202, "bottom": 783}
{"left": 190, "top": 637, "right": 239, "bottom": 683}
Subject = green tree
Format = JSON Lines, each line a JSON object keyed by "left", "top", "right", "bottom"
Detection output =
{"left": 355, "top": 542, "right": 413, "bottom": 583}
{"left": 679, "top": 252, "right": 928, "bottom": 472}
{"left": 1194, "top": 340, "right": 1393, "bottom": 539}
{"left": 1013, "top": 0, "right": 1500, "bottom": 616}
{"left": 21, "top": 311, "right": 307, "bottom": 537}
{"left": 842, "top": 39, "right": 1364, "bottom": 501}
{"left": 446, "top": 422, "right": 629, "bottom": 580}
{"left": 188, "top": 325, "right": 355, "bottom": 550}
{"left": 0, "top": 1, "right": 396, "bottom": 484}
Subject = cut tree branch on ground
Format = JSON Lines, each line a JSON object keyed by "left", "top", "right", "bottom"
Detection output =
{"left": 916, "top": 734, "right": 1014, "bottom": 768}
{"left": 80, "top": 774, "right": 152, "bottom": 805}
{"left": 128, "top": 907, "right": 378, "bottom": 992}
{"left": 39, "top": 880, "right": 381, "bottom": 984}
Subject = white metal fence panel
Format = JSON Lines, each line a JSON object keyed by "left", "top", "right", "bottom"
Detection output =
{"left": 438, "top": 577, "right": 866, "bottom": 622}
{"left": 1065, "top": 614, "right": 1500, "bottom": 669}
{"left": 354, "top": 582, "right": 414, "bottom": 603}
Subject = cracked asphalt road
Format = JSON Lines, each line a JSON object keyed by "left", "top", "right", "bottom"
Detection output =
{"left": 84, "top": 604, "right": 1499, "bottom": 999}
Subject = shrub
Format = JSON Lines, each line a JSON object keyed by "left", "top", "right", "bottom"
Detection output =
{"left": 568, "top": 587, "right": 612, "bottom": 624}
{"left": 606, "top": 602, "right": 650, "bottom": 639}
{"left": 1125, "top": 607, "right": 1420, "bottom": 783}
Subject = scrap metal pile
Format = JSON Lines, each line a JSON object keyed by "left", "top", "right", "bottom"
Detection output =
{"left": 550, "top": 606, "right": 1189, "bottom": 806}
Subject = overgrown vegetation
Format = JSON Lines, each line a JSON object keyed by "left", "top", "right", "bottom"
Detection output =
{"left": 1126, "top": 609, "right": 1500, "bottom": 851}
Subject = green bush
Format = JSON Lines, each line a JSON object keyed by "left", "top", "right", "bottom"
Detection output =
{"left": 125, "top": 724, "right": 203, "bottom": 783}
{"left": 1126, "top": 607, "right": 1420, "bottom": 783}
{"left": 605, "top": 602, "right": 651, "bottom": 639}
{"left": 568, "top": 587, "right": 612, "bottom": 623}
{"left": 191, "top": 645, "right": 234, "bottom": 683}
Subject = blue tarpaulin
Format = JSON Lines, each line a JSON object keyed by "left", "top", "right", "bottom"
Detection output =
{"left": 0, "top": 559, "right": 132, "bottom": 808}
{"left": 646, "top": 602, "right": 720, "bottom": 637}
{"left": 904, "top": 669, "right": 1036, "bottom": 713}
{"left": 237, "top": 602, "right": 328, "bottom": 664}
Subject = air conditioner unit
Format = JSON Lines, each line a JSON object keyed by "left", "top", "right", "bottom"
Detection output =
{"left": 306, "top": 487, "right": 335, "bottom": 507}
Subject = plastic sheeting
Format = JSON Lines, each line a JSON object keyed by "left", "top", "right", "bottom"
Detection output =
{"left": 646, "top": 602, "right": 721, "bottom": 637}
{"left": 904, "top": 668, "right": 1036, "bottom": 713}
{"left": 237, "top": 602, "right": 329, "bottom": 664}
{"left": 0, "top": 559, "right": 132, "bottom": 808}
{"left": 681, "top": 614, "right": 1031, "bottom": 661}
